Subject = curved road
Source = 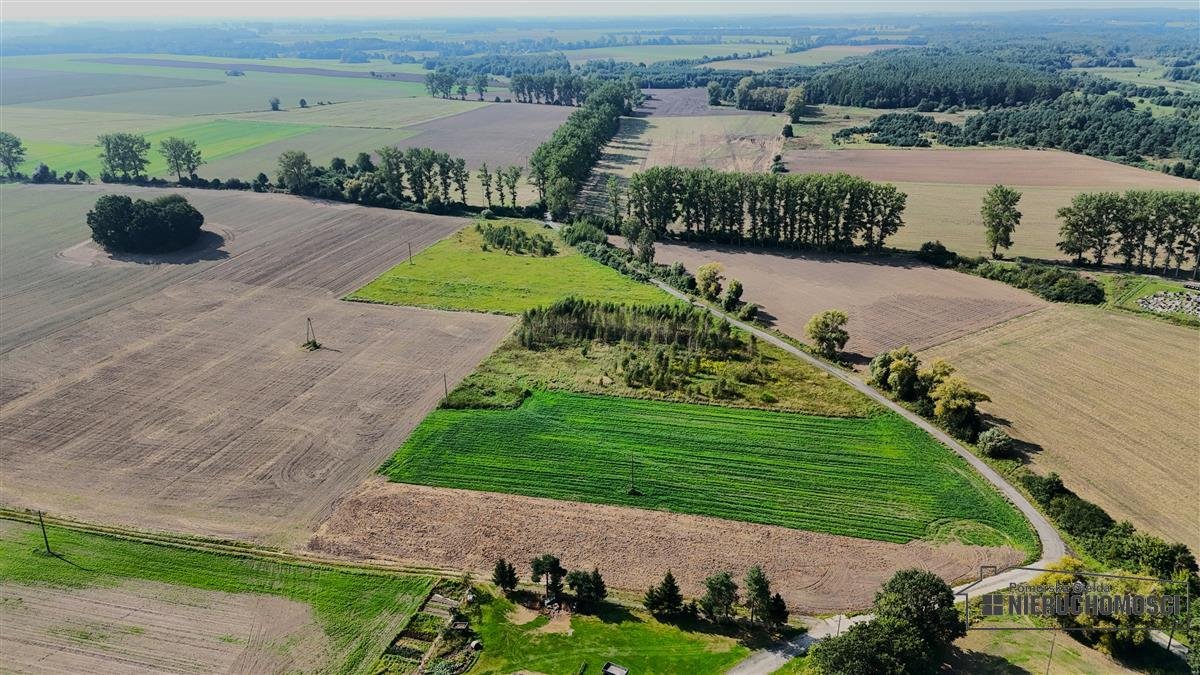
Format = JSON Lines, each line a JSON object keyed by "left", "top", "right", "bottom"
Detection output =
{"left": 646, "top": 280, "right": 1070, "bottom": 674}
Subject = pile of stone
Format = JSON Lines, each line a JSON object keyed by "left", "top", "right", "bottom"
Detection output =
{"left": 1137, "top": 290, "right": 1200, "bottom": 318}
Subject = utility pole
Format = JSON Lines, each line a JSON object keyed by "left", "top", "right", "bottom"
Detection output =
{"left": 443, "top": 372, "right": 448, "bottom": 399}
{"left": 38, "top": 511, "right": 51, "bottom": 555}
{"left": 1044, "top": 628, "right": 1058, "bottom": 675}
{"left": 408, "top": 242, "right": 413, "bottom": 265}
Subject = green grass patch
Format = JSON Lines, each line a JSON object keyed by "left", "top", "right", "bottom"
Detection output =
{"left": 347, "top": 219, "right": 673, "bottom": 314}
{"left": 1101, "top": 273, "right": 1199, "bottom": 327}
{"left": 19, "top": 118, "right": 318, "bottom": 178}
{"left": 0, "top": 520, "right": 432, "bottom": 674}
{"left": 445, "top": 337, "right": 878, "bottom": 418}
{"left": 382, "top": 390, "right": 1037, "bottom": 552}
{"left": 467, "top": 589, "right": 750, "bottom": 674}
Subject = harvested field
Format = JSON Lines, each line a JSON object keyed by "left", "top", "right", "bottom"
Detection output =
{"left": 0, "top": 184, "right": 466, "bottom": 350}
{"left": 0, "top": 581, "right": 328, "bottom": 674}
{"left": 781, "top": 147, "right": 1197, "bottom": 188}
{"left": 921, "top": 305, "right": 1200, "bottom": 552}
{"left": 392, "top": 102, "right": 573, "bottom": 169}
{"left": 781, "top": 148, "right": 1200, "bottom": 259}
{"left": 0, "top": 284, "right": 512, "bottom": 544}
{"left": 634, "top": 88, "right": 770, "bottom": 117}
{"left": 309, "top": 479, "right": 1025, "bottom": 614}
{"left": 558, "top": 43, "right": 784, "bottom": 66}
{"left": 0, "top": 184, "right": 514, "bottom": 545}
{"left": 652, "top": 241, "right": 1046, "bottom": 357}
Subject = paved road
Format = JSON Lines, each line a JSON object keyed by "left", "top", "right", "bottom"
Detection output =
{"left": 647, "top": 280, "right": 1073, "bottom": 674}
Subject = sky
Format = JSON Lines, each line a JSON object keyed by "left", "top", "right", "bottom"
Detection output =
{"left": 2, "top": 0, "right": 1195, "bottom": 22}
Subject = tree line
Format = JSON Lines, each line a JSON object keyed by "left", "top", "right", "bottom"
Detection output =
{"left": 1057, "top": 189, "right": 1200, "bottom": 276}
{"left": 842, "top": 95, "right": 1200, "bottom": 178}
{"left": 869, "top": 347, "right": 990, "bottom": 440}
{"left": 528, "top": 80, "right": 640, "bottom": 219}
{"left": 622, "top": 167, "right": 907, "bottom": 252}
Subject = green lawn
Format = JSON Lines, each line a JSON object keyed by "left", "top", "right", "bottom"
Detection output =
{"left": 0, "top": 519, "right": 432, "bottom": 674}
{"left": 467, "top": 589, "right": 750, "bottom": 674}
{"left": 381, "top": 390, "right": 1037, "bottom": 552}
{"left": 347, "top": 219, "right": 674, "bottom": 314}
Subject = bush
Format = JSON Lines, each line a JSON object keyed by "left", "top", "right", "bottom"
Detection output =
{"left": 560, "top": 220, "right": 607, "bottom": 246}
{"left": 916, "top": 240, "right": 958, "bottom": 267}
{"left": 966, "top": 261, "right": 1104, "bottom": 304}
{"left": 479, "top": 208, "right": 496, "bottom": 220}
{"left": 977, "top": 427, "right": 1016, "bottom": 458}
{"left": 86, "top": 193, "right": 204, "bottom": 254}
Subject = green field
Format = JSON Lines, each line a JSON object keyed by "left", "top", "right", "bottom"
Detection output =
{"left": 382, "top": 390, "right": 1037, "bottom": 552}
{"left": 0, "top": 519, "right": 432, "bottom": 674}
{"left": 467, "top": 589, "right": 750, "bottom": 674}
{"left": 347, "top": 219, "right": 674, "bottom": 314}
{"left": 1078, "top": 58, "right": 1199, "bottom": 95}
{"left": 20, "top": 118, "right": 318, "bottom": 178}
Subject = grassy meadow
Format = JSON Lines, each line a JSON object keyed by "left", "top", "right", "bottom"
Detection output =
{"left": 467, "top": 589, "right": 751, "bottom": 674}
{"left": 446, "top": 335, "right": 880, "bottom": 417}
{"left": 382, "top": 390, "right": 1037, "bottom": 552}
{"left": 707, "top": 44, "right": 905, "bottom": 71}
{"left": 0, "top": 519, "right": 432, "bottom": 674}
{"left": 557, "top": 42, "right": 788, "bottom": 65}
{"left": 347, "top": 219, "right": 673, "bottom": 314}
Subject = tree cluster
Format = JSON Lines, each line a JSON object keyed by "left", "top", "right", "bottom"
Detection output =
{"left": 811, "top": 569, "right": 965, "bottom": 675}
{"left": 492, "top": 555, "right": 607, "bottom": 613}
{"left": 86, "top": 193, "right": 204, "bottom": 254}
{"left": 516, "top": 296, "right": 738, "bottom": 353}
{"left": 476, "top": 163, "right": 523, "bottom": 208}
{"left": 803, "top": 50, "right": 1066, "bottom": 109}
{"left": 626, "top": 167, "right": 907, "bottom": 252}
{"left": 477, "top": 222, "right": 555, "bottom": 256}
{"left": 1057, "top": 190, "right": 1200, "bottom": 276}
{"left": 508, "top": 72, "right": 592, "bottom": 106}
{"left": 869, "top": 348, "right": 989, "bottom": 439}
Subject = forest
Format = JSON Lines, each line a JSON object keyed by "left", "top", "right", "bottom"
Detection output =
{"left": 624, "top": 167, "right": 907, "bottom": 251}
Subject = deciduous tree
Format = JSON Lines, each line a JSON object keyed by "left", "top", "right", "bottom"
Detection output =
{"left": 981, "top": 184, "right": 1022, "bottom": 258}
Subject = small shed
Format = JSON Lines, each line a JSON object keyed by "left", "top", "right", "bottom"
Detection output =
{"left": 450, "top": 621, "right": 469, "bottom": 631}
{"left": 602, "top": 662, "right": 629, "bottom": 675}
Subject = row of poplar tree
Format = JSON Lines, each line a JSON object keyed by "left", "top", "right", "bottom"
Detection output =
{"left": 1057, "top": 189, "right": 1200, "bottom": 275}
{"left": 623, "top": 166, "right": 908, "bottom": 251}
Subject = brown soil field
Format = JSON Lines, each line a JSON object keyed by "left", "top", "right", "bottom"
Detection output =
{"left": 0, "top": 184, "right": 471, "bottom": 352}
{"left": 651, "top": 241, "right": 1046, "bottom": 358}
{"left": 0, "top": 577, "right": 327, "bottom": 674}
{"left": 86, "top": 56, "right": 427, "bottom": 82}
{"left": 309, "top": 479, "right": 1024, "bottom": 615}
{"left": 782, "top": 147, "right": 1200, "bottom": 260}
{"left": 393, "top": 102, "right": 573, "bottom": 169}
{"left": 635, "top": 88, "right": 771, "bottom": 117}
{"left": 782, "top": 148, "right": 1196, "bottom": 188}
{"left": 922, "top": 305, "right": 1200, "bottom": 552}
{"left": 0, "top": 184, "right": 514, "bottom": 545}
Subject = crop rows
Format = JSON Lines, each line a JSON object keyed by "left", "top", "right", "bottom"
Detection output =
{"left": 382, "top": 391, "right": 1036, "bottom": 552}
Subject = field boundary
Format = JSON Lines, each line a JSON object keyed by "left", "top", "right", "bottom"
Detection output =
{"left": 0, "top": 507, "right": 457, "bottom": 579}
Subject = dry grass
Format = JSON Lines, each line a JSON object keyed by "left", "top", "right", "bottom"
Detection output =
{"left": 707, "top": 44, "right": 906, "bottom": 72}
{"left": 921, "top": 305, "right": 1200, "bottom": 551}
{"left": 309, "top": 478, "right": 1023, "bottom": 615}
{"left": 652, "top": 241, "right": 1046, "bottom": 358}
